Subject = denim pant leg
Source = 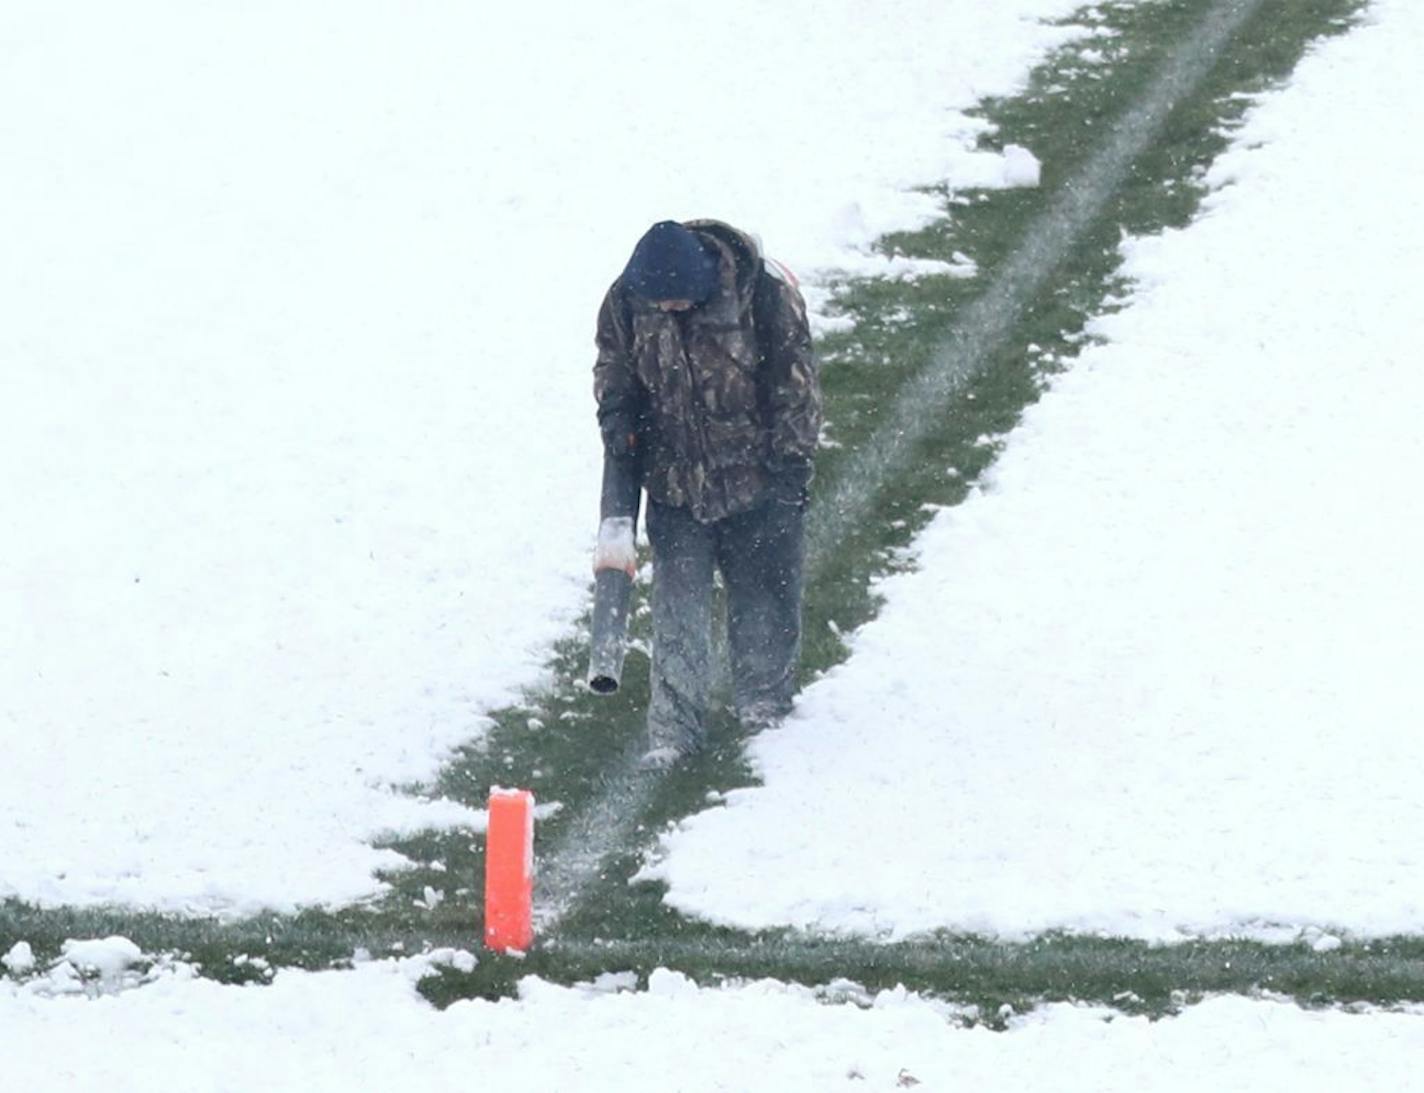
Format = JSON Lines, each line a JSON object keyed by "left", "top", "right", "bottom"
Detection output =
{"left": 646, "top": 499, "right": 716, "bottom": 750}
{"left": 717, "top": 500, "right": 806, "bottom": 719}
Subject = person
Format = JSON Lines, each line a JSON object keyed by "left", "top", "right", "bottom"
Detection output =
{"left": 593, "top": 219, "right": 821, "bottom": 766}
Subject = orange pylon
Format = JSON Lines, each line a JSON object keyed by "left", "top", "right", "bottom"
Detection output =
{"left": 484, "top": 787, "right": 535, "bottom": 952}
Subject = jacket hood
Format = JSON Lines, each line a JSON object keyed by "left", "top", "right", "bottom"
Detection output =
{"left": 684, "top": 219, "right": 763, "bottom": 311}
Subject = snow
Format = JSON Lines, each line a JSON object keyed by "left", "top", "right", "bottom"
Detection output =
{"left": 0, "top": 0, "right": 1085, "bottom": 914}
{"left": 7, "top": 936, "right": 169, "bottom": 998}
{"left": 2, "top": 941, "right": 36, "bottom": 976}
{"left": 994, "top": 143, "right": 1045, "bottom": 188}
{"left": 6, "top": 3, "right": 1424, "bottom": 1082}
{"left": 652, "top": 0, "right": 1424, "bottom": 941}
{"left": 1, "top": 953, "right": 1422, "bottom": 1091}
{"left": 58, "top": 937, "right": 146, "bottom": 983}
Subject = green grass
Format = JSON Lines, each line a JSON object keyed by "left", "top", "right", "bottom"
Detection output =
{"left": 421, "top": 933, "right": 1424, "bottom": 1020}
{"left": 1, "top": 0, "right": 1387, "bottom": 1016}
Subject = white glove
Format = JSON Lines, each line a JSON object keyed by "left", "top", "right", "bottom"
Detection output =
{"left": 593, "top": 517, "right": 637, "bottom": 577}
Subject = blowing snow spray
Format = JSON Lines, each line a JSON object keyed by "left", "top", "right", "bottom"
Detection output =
{"left": 587, "top": 447, "right": 641, "bottom": 694}
{"left": 483, "top": 787, "right": 535, "bottom": 952}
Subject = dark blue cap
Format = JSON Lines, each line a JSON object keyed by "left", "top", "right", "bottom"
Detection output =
{"left": 622, "top": 221, "right": 720, "bottom": 304}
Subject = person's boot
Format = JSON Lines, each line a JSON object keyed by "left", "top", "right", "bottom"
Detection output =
{"left": 734, "top": 696, "right": 793, "bottom": 734}
{"left": 639, "top": 689, "right": 705, "bottom": 770}
{"left": 637, "top": 743, "right": 690, "bottom": 770}
{"left": 637, "top": 724, "right": 702, "bottom": 770}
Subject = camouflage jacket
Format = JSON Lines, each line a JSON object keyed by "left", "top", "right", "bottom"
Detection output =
{"left": 593, "top": 220, "right": 821, "bottom": 524}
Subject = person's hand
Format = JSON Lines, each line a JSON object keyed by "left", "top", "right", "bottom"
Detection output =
{"left": 601, "top": 417, "right": 638, "bottom": 457}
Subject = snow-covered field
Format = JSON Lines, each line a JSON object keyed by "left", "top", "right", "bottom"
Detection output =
{"left": 4, "top": 948, "right": 1424, "bottom": 1093}
{"left": 9, "top": 0, "right": 1424, "bottom": 1086}
{"left": 0, "top": 0, "right": 1083, "bottom": 914}
{"left": 653, "top": 0, "right": 1424, "bottom": 942}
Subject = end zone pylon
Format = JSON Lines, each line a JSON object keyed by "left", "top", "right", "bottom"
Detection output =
{"left": 484, "top": 787, "right": 535, "bottom": 952}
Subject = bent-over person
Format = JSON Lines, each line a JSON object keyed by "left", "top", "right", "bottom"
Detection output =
{"left": 593, "top": 219, "right": 821, "bottom": 766}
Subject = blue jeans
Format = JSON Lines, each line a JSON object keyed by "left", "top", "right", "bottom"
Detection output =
{"left": 645, "top": 497, "right": 805, "bottom": 751}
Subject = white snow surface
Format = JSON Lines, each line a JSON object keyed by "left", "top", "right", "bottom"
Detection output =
{"left": 653, "top": 1, "right": 1424, "bottom": 941}
{"left": 57, "top": 937, "right": 146, "bottom": 982}
{"left": 3, "top": 957, "right": 1423, "bottom": 1092}
{"left": 0, "top": 1, "right": 1084, "bottom": 913}
{"left": 2, "top": 941, "right": 36, "bottom": 976}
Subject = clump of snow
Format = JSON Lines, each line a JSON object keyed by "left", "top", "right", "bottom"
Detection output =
{"left": 1000, "top": 143, "right": 1044, "bottom": 186}
{"left": 3, "top": 941, "right": 36, "bottom": 976}
{"left": 581, "top": 970, "right": 639, "bottom": 994}
{"left": 414, "top": 885, "right": 445, "bottom": 911}
{"left": 943, "top": 142, "right": 1045, "bottom": 191}
{"left": 14, "top": 937, "right": 195, "bottom": 999}
{"left": 231, "top": 953, "right": 275, "bottom": 980}
{"left": 646, "top": 968, "right": 700, "bottom": 998}
{"left": 60, "top": 937, "right": 145, "bottom": 981}
{"left": 424, "top": 948, "right": 478, "bottom": 975}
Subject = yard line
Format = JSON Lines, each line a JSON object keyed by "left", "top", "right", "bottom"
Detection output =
{"left": 807, "top": 0, "right": 1264, "bottom": 565}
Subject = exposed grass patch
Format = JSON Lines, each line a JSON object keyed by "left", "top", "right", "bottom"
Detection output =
{"left": 418, "top": 932, "right": 1424, "bottom": 1019}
